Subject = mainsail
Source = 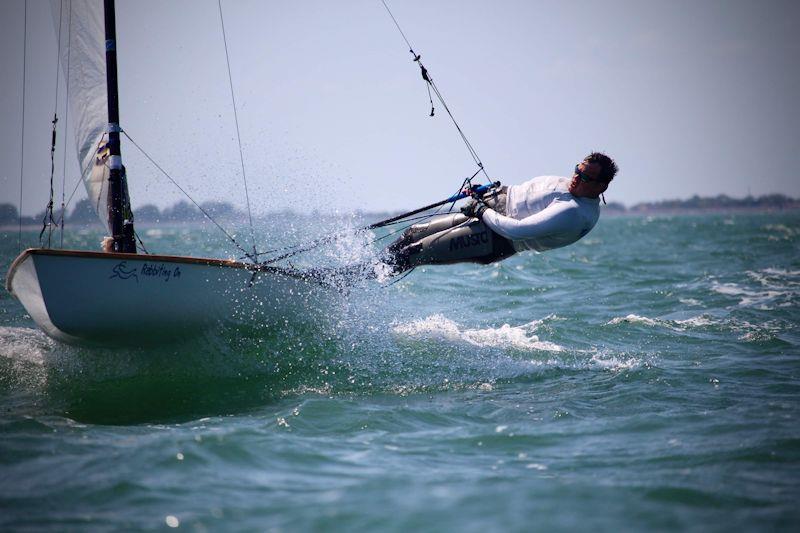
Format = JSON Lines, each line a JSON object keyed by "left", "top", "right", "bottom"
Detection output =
{"left": 51, "top": 0, "right": 115, "bottom": 231}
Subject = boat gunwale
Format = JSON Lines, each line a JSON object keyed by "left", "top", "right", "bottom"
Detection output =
{"left": 5, "top": 248, "right": 311, "bottom": 294}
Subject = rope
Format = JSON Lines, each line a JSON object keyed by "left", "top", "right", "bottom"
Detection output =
{"left": 379, "top": 0, "right": 490, "bottom": 183}
{"left": 121, "top": 130, "right": 256, "bottom": 262}
{"left": 218, "top": 2, "right": 493, "bottom": 268}
{"left": 56, "top": 165, "right": 85, "bottom": 227}
{"left": 40, "top": 114, "right": 58, "bottom": 246}
{"left": 383, "top": 266, "right": 415, "bottom": 287}
{"left": 18, "top": 0, "right": 27, "bottom": 252}
{"left": 60, "top": 0, "right": 73, "bottom": 248}
{"left": 40, "top": 0, "right": 64, "bottom": 248}
{"left": 254, "top": 168, "right": 488, "bottom": 264}
{"left": 379, "top": 0, "right": 414, "bottom": 51}
{"left": 217, "top": 0, "right": 257, "bottom": 261}
{"left": 134, "top": 229, "right": 150, "bottom": 254}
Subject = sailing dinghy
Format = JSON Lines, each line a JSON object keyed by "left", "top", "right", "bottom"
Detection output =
{"left": 5, "top": 0, "right": 329, "bottom": 346}
{"left": 6, "top": 0, "right": 498, "bottom": 346}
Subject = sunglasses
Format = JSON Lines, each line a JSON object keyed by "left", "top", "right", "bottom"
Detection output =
{"left": 574, "top": 164, "right": 600, "bottom": 183}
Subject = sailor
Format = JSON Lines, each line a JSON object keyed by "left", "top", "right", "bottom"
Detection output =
{"left": 384, "top": 152, "right": 618, "bottom": 273}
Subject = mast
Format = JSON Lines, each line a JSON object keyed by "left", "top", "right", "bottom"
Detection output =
{"left": 103, "top": 0, "right": 135, "bottom": 253}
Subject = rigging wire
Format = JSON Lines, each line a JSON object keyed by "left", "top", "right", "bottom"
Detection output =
{"left": 379, "top": 0, "right": 489, "bottom": 183}
{"left": 56, "top": 162, "right": 87, "bottom": 227}
{"left": 122, "top": 130, "right": 256, "bottom": 262}
{"left": 383, "top": 266, "right": 415, "bottom": 287}
{"left": 253, "top": 169, "right": 483, "bottom": 264}
{"left": 41, "top": 0, "right": 65, "bottom": 248}
{"left": 60, "top": 0, "right": 73, "bottom": 248}
{"left": 217, "top": 0, "right": 257, "bottom": 262}
{"left": 55, "top": 137, "right": 108, "bottom": 229}
{"left": 59, "top": 0, "right": 72, "bottom": 248}
{"left": 133, "top": 229, "right": 150, "bottom": 254}
{"left": 18, "top": 0, "right": 27, "bottom": 252}
{"left": 237, "top": 1, "right": 496, "bottom": 267}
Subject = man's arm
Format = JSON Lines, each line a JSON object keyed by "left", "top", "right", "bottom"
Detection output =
{"left": 481, "top": 200, "right": 580, "bottom": 242}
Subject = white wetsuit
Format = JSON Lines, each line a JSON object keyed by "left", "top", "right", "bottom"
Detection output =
{"left": 482, "top": 176, "right": 600, "bottom": 252}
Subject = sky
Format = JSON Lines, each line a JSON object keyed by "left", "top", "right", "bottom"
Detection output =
{"left": 1, "top": 0, "right": 799, "bottom": 216}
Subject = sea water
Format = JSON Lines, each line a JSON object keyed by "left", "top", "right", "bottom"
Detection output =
{"left": 1, "top": 212, "right": 798, "bottom": 531}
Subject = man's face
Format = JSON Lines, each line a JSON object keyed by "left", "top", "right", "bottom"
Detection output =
{"left": 570, "top": 160, "right": 608, "bottom": 196}
{"left": 575, "top": 160, "right": 602, "bottom": 181}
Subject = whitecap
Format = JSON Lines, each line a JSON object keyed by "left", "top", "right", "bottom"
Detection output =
{"left": 525, "top": 463, "right": 548, "bottom": 470}
{"left": 763, "top": 224, "right": 798, "bottom": 238}
{"left": 607, "top": 313, "right": 724, "bottom": 332}
{"left": 710, "top": 281, "right": 793, "bottom": 308}
{"left": 391, "top": 314, "right": 563, "bottom": 352}
{"left": 606, "top": 314, "right": 660, "bottom": 327}
{"left": 674, "top": 315, "right": 718, "bottom": 328}
{"left": 588, "top": 351, "right": 641, "bottom": 371}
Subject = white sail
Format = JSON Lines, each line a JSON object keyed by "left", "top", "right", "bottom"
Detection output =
{"left": 51, "top": 0, "right": 110, "bottom": 231}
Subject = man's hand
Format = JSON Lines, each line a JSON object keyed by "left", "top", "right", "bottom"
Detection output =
{"left": 465, "top": 183, "right": 485, "bottom": 196}
{"left": 461, "top": 199, "right": 488, "bottom": 220}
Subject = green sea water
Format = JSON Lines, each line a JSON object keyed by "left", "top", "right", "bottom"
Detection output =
{"left": 1, "top": 212, "right": 799, "bottom": 531}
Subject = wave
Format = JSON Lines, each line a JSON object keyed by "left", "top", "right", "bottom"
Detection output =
{"left": 391, "top": 314, "right": 563, "bottom": 352}
{"left": 608, "top": 313, "right": 724, "bottom": 330}
{"left": 605, "top": 313, "right": 787, "bottom": 344}
{"left": 588, "top": 350, "right": 642, "bottom": 371}
{"left": 710, "top": 281, "right": 795, "bottom": 309}
{"left": 763, "top": 224, "right": 799, "bottom": 239}
{"left": 607, "top": 314, "right": 662, "bottom": 327}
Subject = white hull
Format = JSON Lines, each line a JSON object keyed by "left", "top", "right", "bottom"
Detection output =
{"left": 5, "top": 249, "right": 331, "bottom": 346}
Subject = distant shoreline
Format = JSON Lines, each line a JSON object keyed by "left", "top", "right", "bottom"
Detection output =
{"left": 3, "top": 205, "right": 799, "bottom": 232}
{"left": 3, "top": 194, "right": 799, "bottom": 228}
{"left": 601, "top": 205, "right": 800, "bottom": 216}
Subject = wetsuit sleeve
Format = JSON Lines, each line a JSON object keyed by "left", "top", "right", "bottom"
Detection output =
{"left": 481, "top": 201, "right": 581, "bottom": 241}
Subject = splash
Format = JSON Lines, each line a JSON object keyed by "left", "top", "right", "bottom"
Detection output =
{"left": 391, "top": 314, "right": 563, "bottom": 352}
{"left": 0, "top": 326, "right": 52, "bottom": 389}
{"left": 588, "top": 350, "right": 642, "bottom": 371}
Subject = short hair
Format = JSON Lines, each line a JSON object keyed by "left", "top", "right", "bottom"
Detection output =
{"left": 584, "top": 152, "right": 618, "bottom": 183}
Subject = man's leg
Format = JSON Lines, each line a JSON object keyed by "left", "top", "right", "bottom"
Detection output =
{"left": 386, "top": 213, "right": 470, "bottom": 255}
{"left": 386, "top": 218, "right": 516, "bottom": 273}
{"left": 385, "top": 187, "right": 512, "bottom": 273}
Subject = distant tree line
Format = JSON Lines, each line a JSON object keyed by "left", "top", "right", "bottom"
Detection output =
{"left": 3, "top": 193, "right": 799, "bottom": 226}
{"left": 0, "top": 199, "right": 244, "bottom": 226}
{"left": 601, "top": 194, "right": 800, "bottom": 214}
